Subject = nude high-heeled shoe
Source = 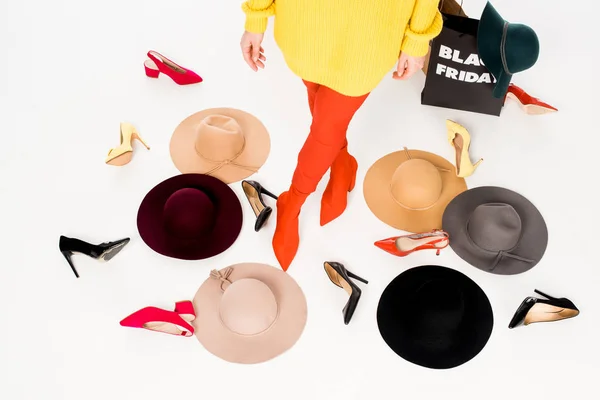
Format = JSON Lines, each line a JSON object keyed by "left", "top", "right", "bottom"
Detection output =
{"left": 105, "top": 122, "right": 150, "bottom": 166}
{"left": 446, "top": 120, "right": 483, "bottom": 178}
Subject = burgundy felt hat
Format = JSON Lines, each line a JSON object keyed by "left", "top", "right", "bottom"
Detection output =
{"left": 137, "top": 174, "right": 243, "bottom": 260}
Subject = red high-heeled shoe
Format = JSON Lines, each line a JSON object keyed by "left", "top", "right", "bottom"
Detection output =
{"left": 374, "top": 229, "right": 449, "bottom": 257}
{"left": 144, "top": 50, "right": 203, "bottom": 85}
{"left": 120, "top": 306, "right": 194, "bottom": 336}
{"left": 505, "top": 84, "right": 557, "bottom": 115}
{"left": 174, "top": 300, "right": 195, "bottom": 322}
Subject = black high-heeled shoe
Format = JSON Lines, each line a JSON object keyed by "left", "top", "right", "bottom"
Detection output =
{"left": 241, "top": 180, "right": 278, "bottom": 232}
{"left": 323, "top": 261, "right": 368, "bottom": 325}
{"left": 508, "top": 289, "right": 579, "bottom": 329}
{"left": 59, "top": 235, "right": 130, "bottom": 278}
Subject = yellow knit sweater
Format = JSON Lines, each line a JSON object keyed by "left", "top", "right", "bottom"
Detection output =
{"left": 242, "top": 0, "right": 443, "bottom": 96}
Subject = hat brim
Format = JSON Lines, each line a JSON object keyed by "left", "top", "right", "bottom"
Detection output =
{"left": 363, "top": 149, "right": 467, "bottom": 233}
{"left": 477, "top": 2, "right": 509, "bottom": 98}
{"left": 170, "top": 108, "right": 271, "bottom": 184}
{"left": 377, "top": 265, "right": 494, "bottom": 369}
{"left": 442, "top": 186, "right": 548, "bottom": 275}
{"left": 136, "top": 174, "right": 243, "bottom": 260}
{"left": 193, "top": 263, "right": 307, "bottom": 364}
{"left": 492, "top": 70, "right": 512, "bottom": 98}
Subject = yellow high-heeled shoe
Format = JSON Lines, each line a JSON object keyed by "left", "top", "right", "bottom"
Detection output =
{"left": 446, "top": 119, "right": 483, "bottom": 178}
{"left": 105, "top": 123, "right": 150, "bottom": 166}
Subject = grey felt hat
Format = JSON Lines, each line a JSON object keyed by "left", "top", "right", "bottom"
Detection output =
{"left": 442, "top": 186, "right": 548, "bottom": 275}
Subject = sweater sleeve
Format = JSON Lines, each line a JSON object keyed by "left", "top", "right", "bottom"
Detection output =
{"left": 400, "top": 0, "right": 444, "bottom": 57}
{"left": 242, "top": 1, "right": 276, "bottom": 34}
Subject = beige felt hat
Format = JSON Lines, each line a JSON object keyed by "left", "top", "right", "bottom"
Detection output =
{"left": 363, "top": 147, "right": 467, "bottom": 233}
{"left": 192, "top": 263, "right": 307, "bottom": 364}
{"left": 170, "top": 108, "right": 270, "bottom": 184}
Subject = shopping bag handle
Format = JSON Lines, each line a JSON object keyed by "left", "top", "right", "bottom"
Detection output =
{"left": 439, "top": 0, "right": 465, "bottom": 16}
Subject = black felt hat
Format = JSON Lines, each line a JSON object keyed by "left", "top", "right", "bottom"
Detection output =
{"left": 377, "top": 265, "right": 494, "bottom": 369}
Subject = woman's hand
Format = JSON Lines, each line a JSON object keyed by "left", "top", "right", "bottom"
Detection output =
{"left": 393, "top": 52, "right": 427, "bottom": 80}
{"left": 241, "top": 31, "right": 266, "bottom": 71}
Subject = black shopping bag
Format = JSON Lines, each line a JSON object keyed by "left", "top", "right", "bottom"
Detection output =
{"left": 421, "top": 13, "right": 504, "bottom": 116}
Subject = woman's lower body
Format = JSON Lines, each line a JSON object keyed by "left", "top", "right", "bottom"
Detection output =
{"left": 273, "top": 80, "right": 370, "bottom": 270}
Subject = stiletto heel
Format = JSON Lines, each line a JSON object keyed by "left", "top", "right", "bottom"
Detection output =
{"left": 174, "top": 300, "right": 195, "bottom": 322}
{"left": 446, "top": 120, "right": 483, "bottom": 178}
{"left": 120, "top": 306, "right": 194, "bottom": 337}
{"left": 345, "top": 269, "right": 368, "bottom": 284}
{"left": 259, "top": 186, "right": 278, "bottom": 200}
{"left": 533, "top": 289, "right": 578, "bottom": 309}
{"left": 61, "top": 251, "right": 79, "bottom": 278}
{"left": 509, "top": 289, "right": 579, "bottom": 329}
{"left": 241, "top": 180, "right": 279, "bottom": 232}
{"left": 105, "top": 122, "right": 150, "bottom": 166}
{"left": 132, "top": 131, "right": 150, "bottom": 150}
{"left": 533, "top": 289, "right": 564, "bottom": 303}
{"left": 144, "top": 50, "right": 203, "bottom": 85}
{"left": 323, "top": 261, "right": 368, "bottom": 325}
{"left": 534, "top": 289, "right": 555, "bottom": 300}
{"left": 59, "top": 235, "right": 130, "bottom": 278}
{"left": 375, "top": 229, "right": 449, "bottom": 257}
{"left": 505, "top": 83, "right": 558, "bottom": 115}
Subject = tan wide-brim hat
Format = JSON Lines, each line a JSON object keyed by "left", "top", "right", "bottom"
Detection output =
{"left": 363, "top": 147, "right": 467, "bottom": 233}
{"left": 192, "top": 263, "right": 307, "bottom": 364}
{"left": 170, "top": 108, "right": 270, "bottom": 184}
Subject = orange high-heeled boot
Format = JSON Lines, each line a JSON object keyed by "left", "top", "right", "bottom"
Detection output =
{"left": 320, "top": 146, "right": 358, "bottom": 226}
{"left": 272, "top": 187, "right": 309, "bottom": 271}
{"left": 273, "top": 81, "right": 369, "bottom": 271}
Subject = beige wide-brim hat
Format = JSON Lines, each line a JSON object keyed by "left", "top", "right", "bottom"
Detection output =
{"left": 363, "top": 147, "right": 467, "bottom": 233}
{"left": 192, "top": 263, "right": 307, "bottom": 364}
{"left": 170, "top": 108, "right": 270, "bottom": 184}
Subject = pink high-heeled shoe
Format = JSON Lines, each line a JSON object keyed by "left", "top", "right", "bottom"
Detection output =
{"left": 120, "top": 305, "right": 194, "bottom": 337}
{"left": 144, "top": 50, "right": 203, "bottom": 85}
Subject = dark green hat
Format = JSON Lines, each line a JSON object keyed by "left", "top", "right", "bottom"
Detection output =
{"left": 477, "top": 2, "right": 539, "bottom": 98}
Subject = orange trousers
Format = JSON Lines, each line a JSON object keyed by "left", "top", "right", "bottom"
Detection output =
{"left": 291, "top": 80, "right": 370, "bottom": 194}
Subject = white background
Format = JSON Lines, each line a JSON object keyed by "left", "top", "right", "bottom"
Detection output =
{"left": 1, "top": 0, "right": 598, "bottom": 399}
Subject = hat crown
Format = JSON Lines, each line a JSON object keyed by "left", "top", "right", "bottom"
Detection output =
{"left": 412, "top": 279, "right": 465, "bottom": 349}
{"left": 390, "top": 159, "right": 442, "bottom": 210}
{"left": 467, "top": 203, "right": 521, "bottom": 251}
{"left": 195, "top": 115, "right": 245, "bottom": 161}
{"left": 162, "top": 188, "right": 216, "bottom": 238}
{"left": 219, "top": 278, "right": 278, "bottom": 336}
{"left": 505, "top": 24, "right": 539, "bottom": 73}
